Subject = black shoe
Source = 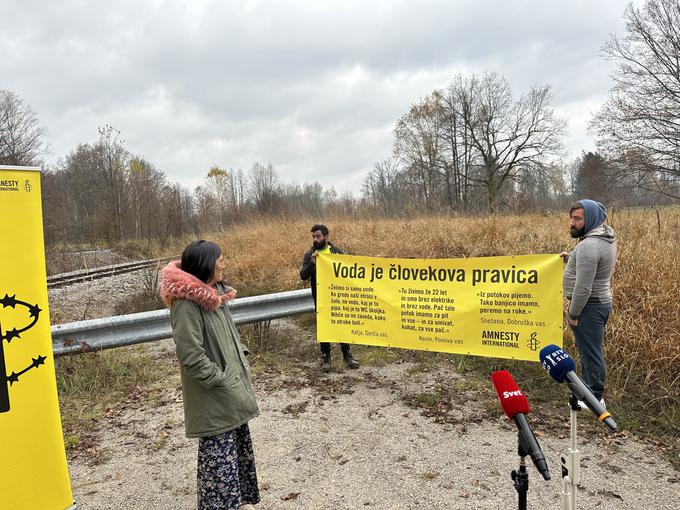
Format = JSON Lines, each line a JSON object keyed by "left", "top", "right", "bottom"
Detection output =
{"left": 321, "top": 354, "right": 331, "bottom": 373}
{"left": 343, "top": 353, "right": 360, "bottom": 369}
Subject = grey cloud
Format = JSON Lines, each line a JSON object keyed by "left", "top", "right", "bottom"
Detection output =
{"left": 1, "top": 0, "right": 634, "bottom": 193}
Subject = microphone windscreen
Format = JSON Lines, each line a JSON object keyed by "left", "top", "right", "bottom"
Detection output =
{"left": 491, "top": 370, "right": 531, "bottom": 419}
{"left": 539, "top": 344, "right": 576, "bottom": 382}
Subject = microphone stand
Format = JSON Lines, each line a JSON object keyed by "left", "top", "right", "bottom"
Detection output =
{"left": 560, "top": 395, "right": 580, "bottom": 510}
{"left": 511, "top": 438, "right": 529, "bottom": 510}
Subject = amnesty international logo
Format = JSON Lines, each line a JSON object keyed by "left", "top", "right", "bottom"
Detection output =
{"left": 527, "top": 332, "right": 541, "bottom": 351}
{"left": 0, "top": 178, "right": 19, "bottom": 192}
{"left": 24, "top": 179, "right": 32, "bottom": 192}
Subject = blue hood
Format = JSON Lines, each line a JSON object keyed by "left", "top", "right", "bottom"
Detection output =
{"left": 576, "top": 199, "right": 607, "bottom": 234}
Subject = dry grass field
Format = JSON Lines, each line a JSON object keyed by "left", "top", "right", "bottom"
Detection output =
{"left": 212, "top": 208, "right": 680, "bottom": 445}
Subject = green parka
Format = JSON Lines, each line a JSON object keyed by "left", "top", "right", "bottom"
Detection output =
{"left": 162, "top": 262, "right": 259, "bottom": 438}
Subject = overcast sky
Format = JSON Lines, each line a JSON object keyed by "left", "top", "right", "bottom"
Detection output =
{"left": 1, "top": 0, "right": 642, "bottom": 194}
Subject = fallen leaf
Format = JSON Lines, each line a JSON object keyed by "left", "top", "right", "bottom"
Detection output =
{"left": 280, "top": 492, "right": 301, "bottom": 501}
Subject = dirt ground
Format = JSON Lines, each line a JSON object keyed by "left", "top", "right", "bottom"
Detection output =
{"left": 65, "top": 337, "right": 679, "bottom": 510}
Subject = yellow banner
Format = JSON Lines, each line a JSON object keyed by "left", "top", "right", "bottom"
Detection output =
{"left": 317, "top": 253, "right": 563, "bottom": 362}
{"left": 0, "top": 167, "right": 74, "bottom": 509}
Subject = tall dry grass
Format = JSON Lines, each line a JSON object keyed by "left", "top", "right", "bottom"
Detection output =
{"left": 213, "top": 208, "right": 680, "bottom": 438}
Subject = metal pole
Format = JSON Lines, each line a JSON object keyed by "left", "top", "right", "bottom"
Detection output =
{"left": 512, "top": 438, "right": 529, "bottom": 510}
{"left": 561, "top": 396, "right": 580, "bottom": 510}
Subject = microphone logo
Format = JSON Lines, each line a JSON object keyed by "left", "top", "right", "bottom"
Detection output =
{"left": 540, "top": 347, "right": 570, "bottom": 373}
{"left": 527, "top": 332, "right": 540, "bottom": 351}
{"left": 502, "top": 389, "right": 523, "bottom": 399}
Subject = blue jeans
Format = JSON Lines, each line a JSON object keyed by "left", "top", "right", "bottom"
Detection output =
{"left": 569, "top": 302, "right": 612, "bottom": 401}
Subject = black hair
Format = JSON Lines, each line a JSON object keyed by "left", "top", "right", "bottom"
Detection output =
{"left": 181, "top": 240, "right": 222, "bottom": 283}
{"left": 310, "top": 224, "right": 329, "bottom": 236}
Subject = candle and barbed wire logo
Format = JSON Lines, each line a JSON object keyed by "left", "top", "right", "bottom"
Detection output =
{"left": 0, "top": 293, "right": 46, "bottom": 413}
{"left": 527, "top": 332, "right": 541, "bottom": 351}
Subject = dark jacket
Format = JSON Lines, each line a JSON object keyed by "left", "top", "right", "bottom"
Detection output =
{"left": 300, "top": 242, "right": 343, "bottom": 303}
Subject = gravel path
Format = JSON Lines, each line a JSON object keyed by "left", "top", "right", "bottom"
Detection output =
{"left": 49, "top": 271, "right": 680, "bottom": 509}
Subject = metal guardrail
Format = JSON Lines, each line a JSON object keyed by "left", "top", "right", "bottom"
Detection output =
{"left": 50, "top": 289, "right": 315, "bottom": 357}
{"left": 47, "top": 257, "right": 177, "bottom": 289}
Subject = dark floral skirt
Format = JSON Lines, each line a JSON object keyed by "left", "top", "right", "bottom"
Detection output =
{"left": 197, "top": 423, "right": 260, "bottom": 510}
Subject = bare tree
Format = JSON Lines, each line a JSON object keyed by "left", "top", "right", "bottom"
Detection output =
{"left": 393, "top": 95, "right": 445, "bottom": 209}
{"left": 592, "top": 0, "right": 680, "bottom": 197}
{"left": 205, "top": 165, "right": 236, "bottom": 229}
{"left": 128, "top": 157, "right": 166, "bottom": 239}
{"left": 438, "top": 79, "right": 476, "bottom": 210}
{"left": 361, "top": 158, "right": 404, "bottom": 215}
{"left": 53, "top": 142, "right": 107, "bottom": 241}
{"left": 161, "top": 183, "right": 195, "bottom": 241}
{"left": 463, "top": 73, "right": 566, "bottom": 211}
{"left": 94, "top": 125, "right": 129, "bottom": 241}
{"left": 299, "top": 182, "right": 324, "bottom": 214}
{"left": 388, "top": 73, "right": 566, "bottom": 213}
{"left": 249, "top": 162, "right": 281, "bottom": 214}
{"left": 280, "top": 181, "right": 326, "bottom": 215}
{"left": 0, "top": 89, "right": 48, "bottom": 166}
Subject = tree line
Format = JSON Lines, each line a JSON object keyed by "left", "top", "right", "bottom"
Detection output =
{"left": 2, "top": 0, "right": 679, "bottom": 247}
{"left": 40, "top": 126, "right": 352, "bottom": 246}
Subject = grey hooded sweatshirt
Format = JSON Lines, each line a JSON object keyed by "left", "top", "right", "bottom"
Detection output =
{"left": 563, "top": 223, "right": 617, "bottom": 320}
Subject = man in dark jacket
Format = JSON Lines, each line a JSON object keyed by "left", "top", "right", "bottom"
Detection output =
{"left": 562, "top": 199, "right": 617, "bottom": 407}
{"left": 300, "top": 224, "right": 360, "bottom": 372}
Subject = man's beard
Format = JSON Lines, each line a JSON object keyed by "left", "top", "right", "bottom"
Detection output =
{"left": 570, "top": 226, "right": 585, "bottom": 238}
{"left": 313, "top": 240, "right": 327, "bottom": 250}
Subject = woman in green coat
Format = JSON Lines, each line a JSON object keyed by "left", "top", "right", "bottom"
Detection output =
{"left": 160, "top": 240, "right": 260, "bottom": 510}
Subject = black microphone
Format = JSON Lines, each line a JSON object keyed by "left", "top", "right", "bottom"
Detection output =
{"left": 539, "top": 344, "right": 617, "bottom": 431}
{"left": 491, "top": 370, "right": 551, "bottom": 480}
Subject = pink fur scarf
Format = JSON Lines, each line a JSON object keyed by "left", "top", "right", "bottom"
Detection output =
{"left": 160, "top": 260, "right": 235, "bottom": 311}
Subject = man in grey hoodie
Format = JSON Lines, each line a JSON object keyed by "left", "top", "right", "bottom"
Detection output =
{"left": 562, "top": 199, "right": 617, "bottom": 404}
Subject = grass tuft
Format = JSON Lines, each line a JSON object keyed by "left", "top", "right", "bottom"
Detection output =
{"left": 57, "top": 345, "right": 175, "bottom": 447}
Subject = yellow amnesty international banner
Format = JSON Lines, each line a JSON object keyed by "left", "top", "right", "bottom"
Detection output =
{"left": 0, "top": 167, "right": 74, "bottom": 510}
{"left": 317, "top": 253, "right": 563, "bottom": 362}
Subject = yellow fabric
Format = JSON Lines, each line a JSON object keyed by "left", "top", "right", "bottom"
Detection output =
{"left": 0, "top": 167, "right": 74, "bottom": 510}
{"left": 316, "top": 252, "right": 563, "bottom": 362}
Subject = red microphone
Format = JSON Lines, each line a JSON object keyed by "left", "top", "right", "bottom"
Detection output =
{"left": 492, "top": 369, "right": 531, "bottom": 418}
{"left": 491, "top": 370, "right": 550, "bottom": 480}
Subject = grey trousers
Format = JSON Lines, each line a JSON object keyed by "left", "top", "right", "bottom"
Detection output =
{"left": 569, "top": 302, "right": 612, "bottom": 401}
